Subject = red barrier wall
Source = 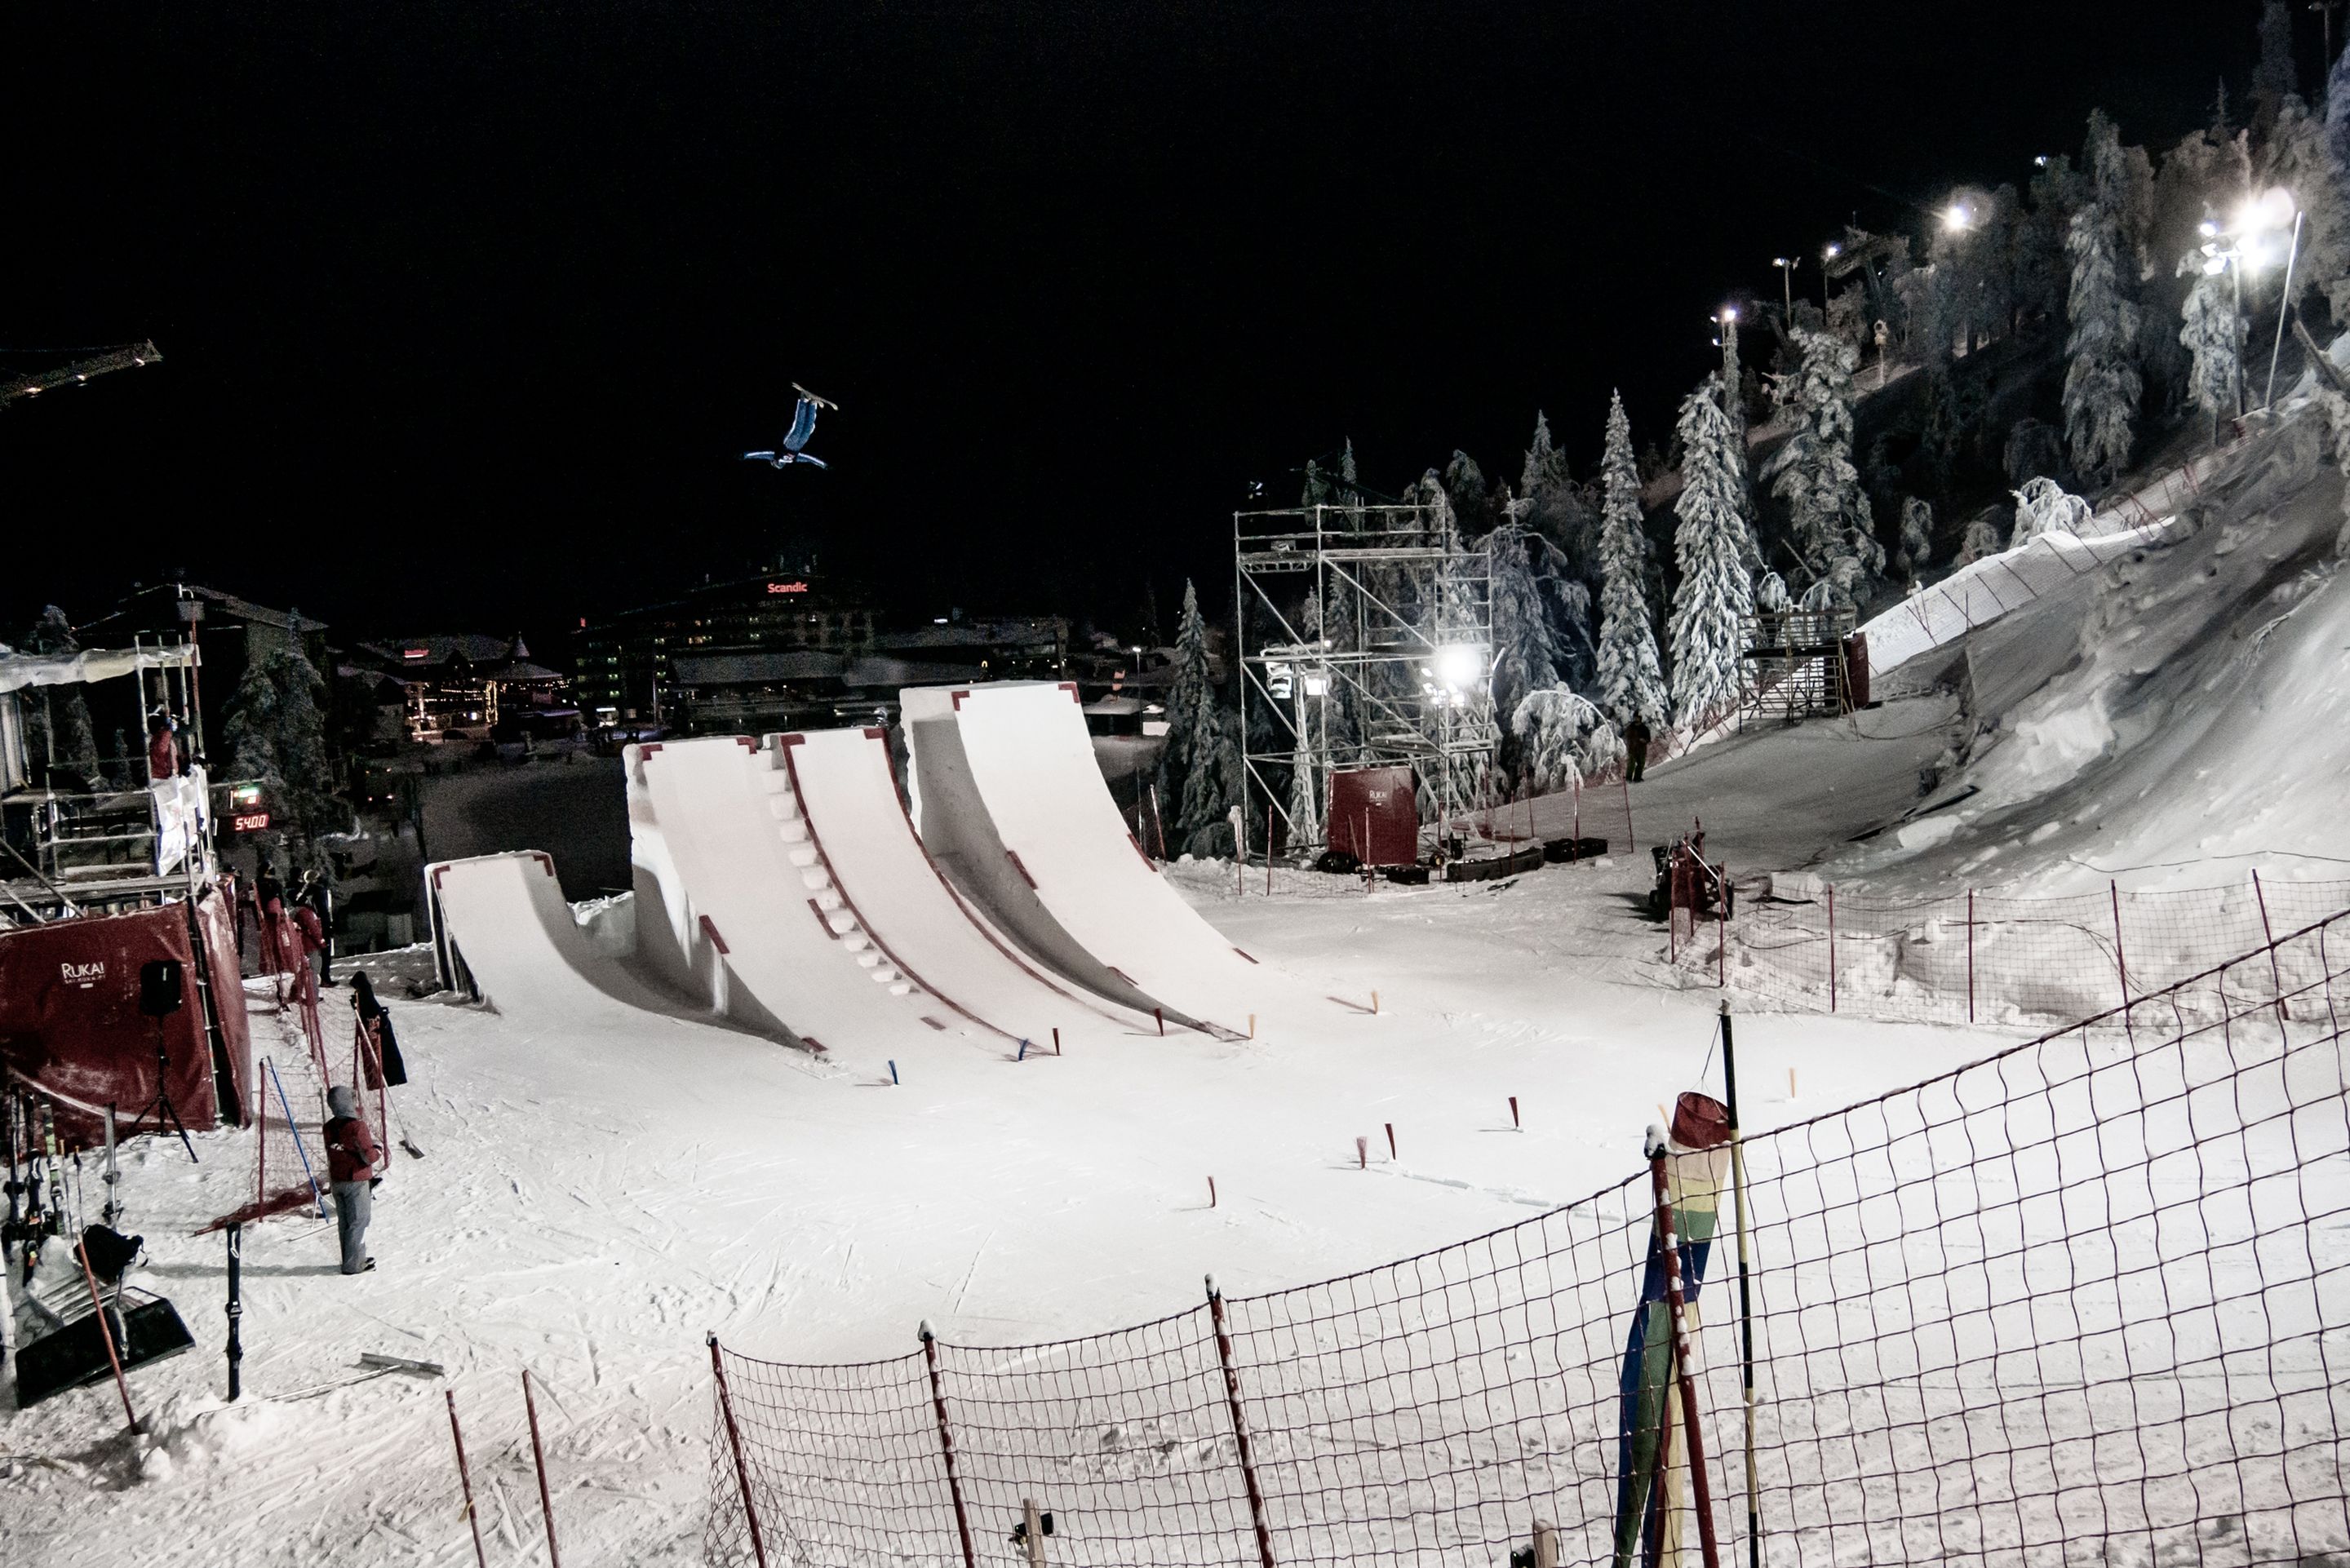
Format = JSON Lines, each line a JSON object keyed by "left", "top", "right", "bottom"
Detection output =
{"left": 0, "top": 896, "right": 244, "bottom": 1151}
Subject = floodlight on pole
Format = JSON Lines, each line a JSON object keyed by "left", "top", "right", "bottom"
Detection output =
{"left": 1771, "top": 256, "right": 1798, "bottom": 320}
{"left": 1942, "top": 202, "right": 1971, "bottom": 233}
{"left": 1433, "top": 644, "right": 1487, "bottom": 689}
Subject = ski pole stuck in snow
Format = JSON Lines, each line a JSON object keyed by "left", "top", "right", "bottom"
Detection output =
{"left": 889, "top": 1060, "right": 899, "bottom": 1085}
{"left": 1017, "top": 1039, "right": 1028, "bottom": 1061}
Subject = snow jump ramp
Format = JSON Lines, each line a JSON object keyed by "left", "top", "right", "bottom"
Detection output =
{"left": 903, "top": 681, "right": 1301, "bottom": 1037}
{"left": 627, "top": 733, "right": 1151, "bottom": 1057}
{"left": 425, "top": 849, "right": 752, "bottom": 1039}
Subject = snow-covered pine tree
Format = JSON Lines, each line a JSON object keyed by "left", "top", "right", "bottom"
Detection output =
{"left": 20, "top": 606, "right": 99, "bottom": 785}
{"left": 2262, "top": 95, "right": 2350, "bottom": 326}
{"left": 1179, "top": 696, "right": 1242, "bottom": 857}
{"left": 1898, "top": 497, "right": 1935, "bottom": 578}
{"left": 1754, "top": 570, "right": 1791, "bottom": 613}
{"left": 222, "top": 615, "right": 342, "bottom": 860}
{"left": 2010, "top": 476, "right": 2093, "bottom": 543}
{"left": 1720, "top": 312, "right": 1745, "bottom": 447}
{"left": 1510, "top": 685, "right": 1602, "bottom": 795}
{"left": 1958, "top": 513, "right": 2006, "bottom": 562}
{"left": 1667, "top": 375, "right": 1754, "bottom": 729}
{"left": 1593, "top": 391, "right": 1669, "bottom": 729}
{"left": 1765, "top": 326, "right": 1883, "bottom": 603}
{"left": 2177, "top": 241, "right": 2242, "bottom": 441}
{"left": 2064, "top": 109, "right": 2145, "bottom": 488}
{"left": 1443, "top": 450, "right": 1490, "bottom": 536}
{"left": 1484, "top": 514, "right": 1559, "bottom": 764}
{"left": 1159, "top": 580, "right": 1213, "bottom": 822}
{"left": 1301, "top": 458, "right": 1331, "bottom": 507}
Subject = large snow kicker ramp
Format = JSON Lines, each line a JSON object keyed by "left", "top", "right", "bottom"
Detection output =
{"left": 425, "top": 850, "right": 735, "bottom": 1035}
{"left": 778, "top": 726, "right": 1157, "bottom": 1047}
{"left": 627, "top": 736, "right": 1049, "bottom": 1058}
{"left": 902, "top": 682, "right": 1273, "bottom": 1036}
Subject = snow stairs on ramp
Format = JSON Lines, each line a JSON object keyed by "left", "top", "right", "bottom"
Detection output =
{"left": 903, "top": 681, "right": 1322, "bottom": 1039}
{"left": 626, "top": 736, "right": 1004, "bottom": 1061}
{"left": 776, "top": 725, "right": 1160, "bottom": 1051}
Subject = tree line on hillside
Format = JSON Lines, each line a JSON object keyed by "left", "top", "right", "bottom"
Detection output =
{"left": 1159, "top": 2, "right": 2350, "bottom": 853}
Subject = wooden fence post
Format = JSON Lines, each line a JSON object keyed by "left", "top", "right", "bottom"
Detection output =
{"left": 1206, "top": 1278, "right": 1279, "bottom": 1568}
{"left": 708, "top": 1336, "right": 771, "bottom": 1568}
{"left": 920, "top": 1324, "right": 979, "bottom": 1568}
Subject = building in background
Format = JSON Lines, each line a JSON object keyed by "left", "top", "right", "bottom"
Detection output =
{"left": 573, "top": 570, "right": 1066, "bottom": 737}
{"left": 78, "top": 582, "right": 330, "bottom": 763}
{"left": 349, "top": 633, "right": 574, "bottom": 744}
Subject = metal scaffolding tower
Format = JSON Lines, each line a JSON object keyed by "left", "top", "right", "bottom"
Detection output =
{"left": 1234, "top": 501, "right": 1496, "bottom": 857}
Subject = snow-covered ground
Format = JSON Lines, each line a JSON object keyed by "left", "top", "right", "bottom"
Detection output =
{"left": 4, "top": 838, "right": 2010, "bottom": 1566}
{"left": 11, "top": 401, "right": 2350, "bottom": 1567}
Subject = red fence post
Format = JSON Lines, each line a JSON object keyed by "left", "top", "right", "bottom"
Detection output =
{"left": 1966, "top": 888, "right": 1976, "bottom": 1025}
{"left": 445, "top": 1390, "right": 490, "bottom": 1568}
{"left": 1647, "top": 1141, "right": 1724, "bottom": 1568}
{"left": 521, "top": 1371, "right": 561, "bottom": 1568}
{"left": 1207, "top": 1278, "right": 1279, "bottom": 1568}
{"left": 708, "top": 1336, "right": 771, "bottom": 1568}
{"left": 920, "top": 1324, "right": 979, "bottom": 1568}
{"left": 1826, "top": 885, "right": 1837, "bottom": 1012}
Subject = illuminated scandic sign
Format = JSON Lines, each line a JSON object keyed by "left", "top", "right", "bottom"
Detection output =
{"left": 765, "top": 581, "right": 809, "bottom": 595}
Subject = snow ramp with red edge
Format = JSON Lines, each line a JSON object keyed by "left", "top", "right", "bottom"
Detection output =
{"left": 903, "top": 680, "right": 1306, "bottom": 1038}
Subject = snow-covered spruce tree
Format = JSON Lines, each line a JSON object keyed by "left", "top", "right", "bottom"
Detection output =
{"left": 1510, "top": 685, "right": 1603, "bottom": 795}
{"left": 20, "top": 605, "right": 99, "bottom": 783}
{"left": 1719, "top": 312, "right": 1745, "bottom": 447}
{"left": 2177, "top": 244, "right": 2242, "bottom": 442}
{"left": 1443, "top": 450, "right": 1490, "bottom": 536}
{"left": 222, "top": 616, "right": 342, "bottom": 860}
{"left": 1667, "top": 375, "right": 1754, "bottom": 729}
{"left": 1484, "top": 515, "right": 1559, "bottom": 768}
{"left": 1593, "top": 391, "right": 1669, "bottom": 729}
{"left": 1754, "top": 569, "right": 1791, "bottom": 613}
{"left": 2064, "top": 110, "right": 2145, "bottom": 488}
{"left": 1159, "top": 580, "right": 1213, "bottom": 827}
{"left": 2010, "top": 476, "right": 2093, "bottom": 543}
{"left": 2263, "top": 95, "right": 2350, "bottom": 326}
{"left": 1897, "top": 497, "right": 1935, "bottom": 579}
{"left": 1958, "top": 513, "right": 2006, "bottom": 563}
{"left": 1766, "top": 326, "right": 1884, "bottom": 603}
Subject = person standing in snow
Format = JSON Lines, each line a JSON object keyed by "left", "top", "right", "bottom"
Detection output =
{"left": 349, "top": 971, "right": 409, "bottom": 1087}
{"left": 325, "top": 1085, "right": 382, "bottom": 1274}
{"left": 292, "top": 873, "right": 330, "bottom": 988}
{"left": 1622, "top": 715, "right": 1653, "bottom": 782}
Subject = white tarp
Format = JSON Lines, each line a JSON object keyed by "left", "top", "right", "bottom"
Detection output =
{"left": 0, "top": 643, "right": 196, "bottom": 695}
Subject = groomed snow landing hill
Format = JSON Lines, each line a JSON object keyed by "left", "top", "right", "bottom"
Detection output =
{"left": 1829, "top": 412, "right": 2350, "bottom": 897}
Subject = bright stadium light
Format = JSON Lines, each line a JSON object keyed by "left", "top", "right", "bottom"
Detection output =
{"left": 1434, "top": 644, "right": 1486, "bottom": 688}
{"left": 1943, "top": 202, "right": 1971, "bottom": 232}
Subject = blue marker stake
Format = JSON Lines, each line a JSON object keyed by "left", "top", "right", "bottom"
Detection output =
{"left": 888, "top": 1059, "right": 898, "bottom": 1085}
{"left": 1017, "top": 1039, "right": 1029, "bottom": 1061}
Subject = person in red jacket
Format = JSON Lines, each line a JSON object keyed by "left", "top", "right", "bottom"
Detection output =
{"left": 325, "top": 1085, "right": 382, "bottom": 1274}
{"left": 292, "top": 872, "right": 331, "bottom": 987}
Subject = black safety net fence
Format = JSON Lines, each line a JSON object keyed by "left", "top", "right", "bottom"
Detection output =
{"left": 703, "top": 908, "right": 2350, "bottom": 1568}
{"left": 1682, "top": 874, "right": 2350, "bottom": 1029}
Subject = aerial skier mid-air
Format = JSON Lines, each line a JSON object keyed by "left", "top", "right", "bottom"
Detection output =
{"left": 743, "top": 383, "right": 838, "bottom": 469}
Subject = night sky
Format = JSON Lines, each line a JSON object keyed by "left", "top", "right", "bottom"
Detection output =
{"left": 1, "top": 3, "right": 2266, "bottom": 653}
